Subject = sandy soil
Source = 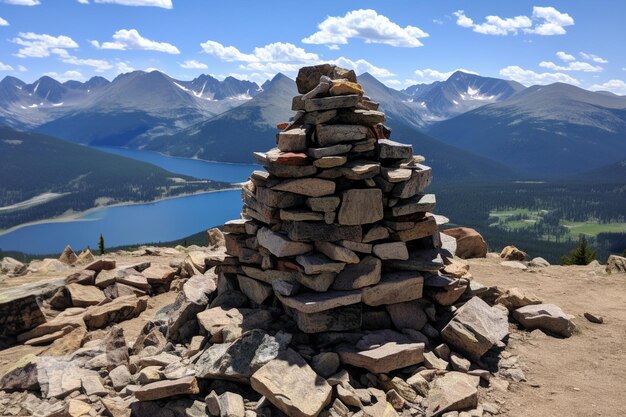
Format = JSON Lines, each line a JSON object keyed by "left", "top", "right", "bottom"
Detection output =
{"left": 468, "top": 256, "right": 626, "bottom": 417}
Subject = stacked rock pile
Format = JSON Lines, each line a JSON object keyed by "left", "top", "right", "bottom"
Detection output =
{"left": 222, "top": 64, "right": 446, "bottom": 338}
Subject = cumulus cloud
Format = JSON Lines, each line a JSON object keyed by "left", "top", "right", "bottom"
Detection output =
{"left": 83, "top": 0, "right": 173, "bottom": 7}
{"left": 0, "top": 17, "right": 9, "bottom": 25}
{"left": 12, "top": 32, "right": 78, "bottom": 58}
{"left": 0, "top": 62, "right": 14, "bottom": 71}
{"left": 454, "top": 6, "right": 573, "bottom": 36}
{"left": 413, "top": 68, "right": 478, "bottom": 83}
{"left": 17, "top": 65, "right": 27, "bottom": 72}
{"left": 201, "top": 40, "right": 320, "bottom": 73}
{"left": 579, "top": 52, "right": 608, "bottom": 64}
{"left": 43, "top": 70, "right": 85, "bottom": 82}
{"left": 589, "top": 79, "right": 626, "bottom": 95}
{"left": 499, "top": 65, "right": 579, "bottom": 86}
{"left": 539, "top": 60, "right": 602, "bottom": 72}
{"left": 556, "top": 51, "right": 575, "bottom": 61}
{"left": 180, "top": 59, "right": 208, "bottom": 69}
{"left": 92, "top": 29, "right": 179, "bottom": 54}
{"left": 115, "top": 61, "right": 135, "bottom": 74}
{"left": 3, "top": 0, "right": 40, "bottom": 5}
{"left": 302, "top": 9, "right": 429, "bottom": 48}
{"left": 331, "top": 57, "right": 394, "bottom": 78}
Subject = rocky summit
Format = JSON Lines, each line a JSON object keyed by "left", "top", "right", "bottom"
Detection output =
{"left": 0, "top": 65, "right": 590, "bottom": 417}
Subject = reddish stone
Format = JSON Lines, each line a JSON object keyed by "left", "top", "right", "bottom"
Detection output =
{"left": 277, "top": 122, "right": 289, "bottom": 130}
{"left": 274, "top": 153, "right": 309, "bottom": 166}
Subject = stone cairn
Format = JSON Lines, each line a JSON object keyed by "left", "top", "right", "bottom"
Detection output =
{"left": 221, "top": 64, "right": 444, "bottom": 337}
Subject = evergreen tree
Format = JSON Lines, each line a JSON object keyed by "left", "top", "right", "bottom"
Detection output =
{"left": 98, "top": 234, "right": 105, "bottom": 255}
{"left": 561, "top": 235, "right": 597, "bottom": 265}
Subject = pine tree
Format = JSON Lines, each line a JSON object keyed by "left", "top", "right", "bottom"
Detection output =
{"left": 98, "top": 234, "right": 105, "bottom": 256}
{"left": 561, "top": 235, "right": 597, "bottom": 265}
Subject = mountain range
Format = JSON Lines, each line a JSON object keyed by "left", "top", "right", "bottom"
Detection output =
{"left": 1, "top": 69, "right": 625, "bottom": 180}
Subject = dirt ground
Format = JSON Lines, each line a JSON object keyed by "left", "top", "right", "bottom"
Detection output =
{"left": 468, "top": 257, "right": 626, "bottom": 417}
{"left": 1, "top": 252, "right": 625, "bottom": 416}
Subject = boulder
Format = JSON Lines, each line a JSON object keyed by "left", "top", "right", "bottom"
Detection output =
{"left": 251, "top": 348, "right": 332, "bottom": 417}
{"left": 66, "top": 283, "right": 106, "bottom": 307}
{"left": 512, "top": 303, "right": 575, "bottom": 337}
{"left": 134, "top": 376, "right": 199, "bottom": 401}
{"left": 500, "top": 245, "right": 527, "bottom": 261}
{"left": 441, "top": 228, "right": 487, "bottom": 259}
{"left": 426, "top": 372, "right": 479, "bottom": 416}
{"left": 1, "top": 257, "right": 27, "bottom": 276}
{"left": 167, "top": 274, "right": 216, "bottom": 342}
{"left": 296, "top": 64, "right": 357, "bottom": 94}
{"left": 58, "top": 245, "right": 78, "bottom": 265}
{"left": 496, "top": 287, "right": 542, "bottom": 310}
{"left": 197, "top": 307, "right": 272, "bottom": 343}
{"left": 207, "top": 227, "right": 225, "bottom": 247}
{"left": 194, "top": 329, "right": 289, "bottom": 382}
{"left": 338, "top": 330, "right": 425, "bottom": 373}
{"left": 606, "top": 255, "right": 626, "bottom": 274}
{"left": 83, "top": 295, "right": 148, "bottom": 330}
{"left": 441, "top": 297, "right": 509, "bottom": 361}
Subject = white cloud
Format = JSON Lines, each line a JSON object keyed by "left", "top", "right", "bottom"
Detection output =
{"left": 62, "top": 55, "right": 113, "bottom": 71}
{"left": 77, "top": 0, "right": 89, "bottom": 3}
{"left": 116, "top": 61, "right": 135, "bottom": 74}
{"left": 454, "top": 6, "right": 573, "bottom": 36}
{"left": 228, "top": 72, "right": 268, "bottom": 85}
{"left": 413, "top": 68, "right": 478, "bottom": 83}
{"left": 331, "top": 57, "right": 394, "bottom": 78}
{"left": 589, "top": 79, "right": 626, "bottom": 95}
{"left": 539, "top": 60, "right": 602, "bottom": 72}
{"left": 92, "top": 29, "right": 179, "bottom": 54}
{"left": 0, "top": 17, "right": 9, "bottom": 26}
{"left": 432, "top": 19, "right": 443, "bottom": 25}
{"left": 201, "top": 40, "right": 320, "bottom": 73}
{"left": 180, "top": 60, "right": 208, "bottom": 69}
{"left": 579, "top": 52, "right": 608, "bottom": 64}
{"left": 499, "top": 65, "right": 579, "bottom": 86}
{"left": 12, "top": 32, "right": 78, "bottom": 58}
{"left": 0, "top": 62, "right": 13, "bottom": 71}
{"left": 17, "top": 65, "right": 27, "bottom": 72}
{"left": 556, "top": 51, "right": 575, "bottom": 61}
{"left": 43, "top": 70, "right": 85, "bottom": 82}
{"left": 91, "top": 0, "right": 172, "bottom": 7}
{"left": 2, "top": 0, "right": 40, "bottom": 5}
{"left": 302, "top": 9, "right": 429, "bottom": 48}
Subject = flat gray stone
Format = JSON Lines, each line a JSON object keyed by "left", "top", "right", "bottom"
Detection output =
{"left": 338, "top": 189, "right": 384, "bottom": 225}
{"left": 257, "top": 227, "right": 313, "bottom": 257}
{"left": 361, "top": 271, "right": 424, "bottom": 306}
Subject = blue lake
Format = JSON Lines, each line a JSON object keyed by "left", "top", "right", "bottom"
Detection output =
{"left": 0, "top": 148, "right": 257, "bottom": 254}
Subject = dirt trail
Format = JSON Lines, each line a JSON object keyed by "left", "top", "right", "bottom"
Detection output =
{"left": 469, "top": 257, "right": 626, "bottom": 417}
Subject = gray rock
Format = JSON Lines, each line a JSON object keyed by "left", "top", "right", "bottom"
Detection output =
{"left": 332, "top": 256, "right": 381, "bottom": 290}
{"left": 513, "top": 303, "right": 575, "bottom": 337}
{"left": 361, "top": 271, "right": 424, "bottom": 306}
{"left": 167, "top": 275, "right": 216, "bottom": 342}
{"left": 285, "top": 221, "right": 362, "bottom": 242}
{"left": 441, "top": 297, "right": 510, "bottom": 361}
{"left": 237, "top": 275, "right": 273, "bottom": 304}
{"left": 296, "top": 253, "right": 346, "bottom": 275}
{"left": 337, "top": 189, "right": 384, "bottom": 225}
{"left": 257, "top": 227, "right": 313, "bottom": 257}
{"left": 377, "top": 139, "right": 413, "bottom": 160}
{"left": 316, "top": 124, "right": 369, "bottom": 146}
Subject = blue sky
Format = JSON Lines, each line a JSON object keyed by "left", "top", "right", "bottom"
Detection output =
{"left": 0, "top": 0, "right": 624, "bottom": 94}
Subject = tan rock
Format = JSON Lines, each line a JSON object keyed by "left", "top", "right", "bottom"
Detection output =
{"left": 442, "top": 228, "right": 487, "bottom": 259}
{"left": 361, "top": 271, "right": 424, "bottom": 306}
{"left": 500, "top": 245, "right": 527, "bottom": 261}
{"left": 251, "top": 349, "right": 332, "bottom": 417}
{"left": 66, "top": 283, "right": 106, "bottom": 308}
{"left": 337, "top": 189, "right": 384, "bottom": 225}
{"left": 273, "top": 178, "right": 336, "bottom": 197}
{"left": 134, "top": 376, "right": 199, "bottom": 401}
{"left": 426, "top": 372, "right": 479, "bottom": 416}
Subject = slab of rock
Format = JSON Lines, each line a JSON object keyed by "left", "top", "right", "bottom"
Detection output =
{"left": 388, "top": 194, "right": 436, "bottom": 217}
{"left": 66, "top": 283, "right": 106, "bottom": 307}
{"left": 441, "top": 228, "right": 487, "bottom": 259}
{"left": 314, "top": 241, "right": 360, "bottom": 264}
{"left": 134, "top": 376, "right": 199, "bottom": 401}
{"left": 1, "top": 257, "right": 27, "bottom": 276}
{"left": 109, "top": 364, "right": 131, "bottom": 391}
{"left": 307, "top": 143, "right": 352, "bottom": 159}
{"left": 337, "top": 189, "right": 384, "bottom": 225}
{"left": 257, "top": 227, "right": 313, "bottom": 257}
{"left": 295, "top": 272, "right": 336, "bottom": 292}
{"left": 496, "top": 287, "right": 542, "bottom": 310}
{"left": 501, "top": 260, "right": 528, "bottom": 270}
{"left": 197, "top": 307, "right": 272, "bottom": 343}
{"left": 83, "top": 295, "right": 148, "bottom": 330}
{"left": 512, "top": 303, "right": 575, "bottom": 337}
{"left": 296, "top": 253, "right": 346, "bottom": 274}
{"left": 377, "top": 139, "right": 413, "bottom": 160}
{"left": 84, "top": 258, "right": 116, "bottom": 272}
{"left": 277, "top": 290, "right": 362, "bottom": 314}
{"left": 65, "top": 270, "right": 96, "bottom": 285}
{"left": 441, "top": 297, "right": 509, "bottom": 361}
{"left": 194, "top": 330, "right": 289, "bottom": 382}
{"left": 277, "top": 128, "right": 307, "bottom": 152}
{"left": 290, "top": 304, "right": 362, "bottom": 333}
{"left": 285, "top": 221, "right": 362, "bottom": 242}
{"left": 332, "top": 256, "right": 381, "bottom": 290}
{"left": 305, "top": 95, "right": 361, "bottom": 112}
{"left": 167, "top": 274, "right": 216, "bottom": 342}
{"left": 373, "top": 241, "right": 409, "bottom": 260}
{"left": 338, "top": 330, "right": 425, "bottom": 373}
{"left": 272, "top": 178, "right": 336, "bottom": 197}
{"left": 392, "top": 166, "right": 432, "bottom": 199}
{"left": 606, "top": 254, "right": 626, "bottom": 274}
{"left": 426, "top": 372, "right": 479, "bottom": 417}
{"left": 361, "top": 271, "right": 424, "bottom": 306}
{"left": 0, "top": 354, "right": 39, "bottom": 391}
{"left": 237, "top": 275, "right": 273, "bottom": 304}
{"left": 251, "top": 348, "right": 332, "bottom": 417}
{"left": 296, "top": 64, "right": 357, "bottom": 93}
{"left": 316, "top": 124, "right": 369, "bottom": 147}
{"left": 386, "top": 300, "right": 428, "bottom": 331}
